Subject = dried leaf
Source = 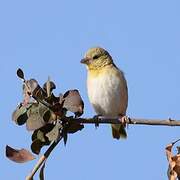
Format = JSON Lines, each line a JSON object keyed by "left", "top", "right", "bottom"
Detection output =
{"left": 166, "top": 140, "right": 180, "bottom": 179}
{"left": 63, "top": 89, "right": 84, "bottom": 117}
{"left": 39, "top": 161, "right": 46, "bottom": 180}
{"left": 51, "top": 102, "right": 65, "bottom": 117}
{"left": 31, "top": 139, "right": 44, "bottom": 155}
{"left": 39, "top": 104, "right": 56, "bottom": 123}
{"left": 22, "top": 79, "right": 39, "bottom": 106}
{"left": 31, "top": 84, "right": 47, "bottom": 101}
{"left": 12, "top": 104, "right": 31, "bottom": 125}
{"left": 31, "top": 124, "right": 54, "bottom": 144}
{"left": 59, "top": 93, "right": 64, "bottom": 104}
{"left": 26, "top": 103, "right": 47, "bottom": 131}
{"left": 45, "top": 93, "right": 59, "bottom": 105}
{"left": 31, "top": 123, "right": 59, "bottom": 154}
{"left": 6, "top": 145, "right": 35, "bottom": 163}
{"left": 26, "top": 103, "right": 56, "bottom": 131}
{"left": 32, "top": 124, "right": 54, "bottom": 139}
{"left": 37, "top": 130, "right": 47, "bottom": 143}
{"left": 17, "top": 68, "right": 25, "bottom": 80}
{"left": 67, "top": 121, "right": 84, "bottom": 134}
{"left": 63, "top": 132, "right": 68, "bottom": 146}
{"left": 26, "top": 79, "right": 39, "bottom": 94}
{"left": 22, "top": 86, "right": 31, "bottom": 106}
{"left": 46, "top": 122, "right": 62, "bottom": 142}
{"left": 43, "top": 110, "right": 52, "bottom": 122}
{"left": 43, "top": 81, "right": 56, "bottom": 93}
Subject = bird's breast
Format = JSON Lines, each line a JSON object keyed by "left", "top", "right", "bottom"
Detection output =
{"left": 87, "top": 67, "right": 127, "bottom": 116}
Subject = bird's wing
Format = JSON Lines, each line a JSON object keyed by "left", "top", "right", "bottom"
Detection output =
{"left": 118, "top": 69, "right": 128, "bottom": 115}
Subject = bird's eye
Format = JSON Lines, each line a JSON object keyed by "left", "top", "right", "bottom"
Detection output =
{"left": 93, "top": 55, "right": 99, "bottom": 59}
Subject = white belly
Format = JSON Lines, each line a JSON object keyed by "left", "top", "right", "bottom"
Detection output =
{"left": 87, "top": 69, "right": 127, "bottom": 116}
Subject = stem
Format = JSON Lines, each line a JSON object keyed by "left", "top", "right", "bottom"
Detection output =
{"left": 26, "top": 138, "right": 62, "bottom": 180}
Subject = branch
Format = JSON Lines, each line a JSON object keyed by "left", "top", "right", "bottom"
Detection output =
{"left": 67, "top": 117, "right": 180, "bottom": 126}
{"left": 26, "top": 138, "right": 62, "bottom": 180}
{"left": 25, "top": 116, "right": 180, "bottom": 179}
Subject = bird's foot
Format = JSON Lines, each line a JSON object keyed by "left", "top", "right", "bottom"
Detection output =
{"left": 118, "top": 115, "right": 129, "bottom": 127}
{"left": 93, "top": 114, "right": 102, "bottom": 128}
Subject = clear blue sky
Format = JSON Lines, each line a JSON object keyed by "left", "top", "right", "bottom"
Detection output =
{"left": 1, "top": 0, "right": 180, "bottom": 179}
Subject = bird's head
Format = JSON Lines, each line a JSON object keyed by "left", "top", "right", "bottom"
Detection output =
{"left": 81, "top": 47, "right": 113, "bottom": 70}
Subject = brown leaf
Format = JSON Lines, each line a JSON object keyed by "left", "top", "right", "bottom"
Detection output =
{"left": 166, "top": 140, "right": 180, "bottom": 180}
{"left": 22, "top": 79, "right": 39, "bottom": 106}
{"left": 12, "top": 104, "right": 29, "bottom": 125}
{"left": 31, "top": 139, "right": 44, "bottom": 155}
{"left": 25, "top": 79, "right": 39, "bottom": 95}
{"left": 17, "top": 68, "right": 25, "bottom": 80}
{"left": 45, "top": 93, "right": 59, "bottom": 105}
{"left": 31, "top": 124, "right": 55, "bottom": 154}
{"left": 63, "top": 89, "right": 84, "bottom": 117}
{"left": 31, "top": 124, "right": 54, "bottom": 142}
{"left": 51, "top": 102, "right": 65, "bottom": 117}
{"left": 43, "top": 81, "right": 56, "bottom": 93}
{"left": 6, "top": 145, "right": 35, "bottom": 163}
{"left": 31, "top": 84, "right": 47, "bottom": 101}
{"left": 46, "top": 122, "right": 62, "bottom": 142}
{"left": 26, "top": 103, "right": 47, "bottom": 131}
{"left": 67, "top": 121, "right": 84, "bottom": 134}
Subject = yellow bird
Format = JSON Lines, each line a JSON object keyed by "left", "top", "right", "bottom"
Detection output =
{"left": 81, "top": 47, "right": 128, "bottom": 139}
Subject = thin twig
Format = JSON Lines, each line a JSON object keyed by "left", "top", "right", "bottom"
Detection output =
{"left": 26, "top": 138, "right": 62, "bottom": 180}
{"left": 66, "top": 117, "right": 180, "bottom": 126}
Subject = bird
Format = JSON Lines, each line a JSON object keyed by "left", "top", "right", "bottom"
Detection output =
{"left": 81, "top": 47, "right": 128, "bottom": 139}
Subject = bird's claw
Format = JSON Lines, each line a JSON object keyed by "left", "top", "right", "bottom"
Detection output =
{"left": 118, "top": 115, "right": 129, "bottom": 127}
{"left": 93, "top": 115, "right": 101, "bottom": 128}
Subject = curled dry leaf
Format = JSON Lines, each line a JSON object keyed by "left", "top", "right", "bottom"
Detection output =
{"left": 6, "top": 145, "right": 35, "bottom": 163}
{"left": 166, "top": 140, "right": 180, "bottom": 180}
{"left": 32, "top": 124, "right": 55, "bottom": 142}
{"left": 45, "top": 93, "right": 59, "bottom": 105}
{"left": 46, "top": 122, "right": 62, "bottom": 142}
{"left": 43, "top": 81, "right": 56, "bottom": 94}
{"left": 26, "top": 103, "right": 48, "bottom": 131}
{"left": 63, "top": 130, "right": 68, "bottom": 146}
{"left": 12, "top": 104, "right": 31, "bottom": 125}
{"left": 50, "top": 99, "right": 66, "bottom": 117}
{"left": 17, "top": 68, "right": 25, "bottom": 80}
{"left": 25, "top": 79, "right": 39, "bottom": 94}
{"left": 67, "top": 121, "right": 84, "bottom": 134}
{"left": 31, "top": 124, "right": 55, "bottom": 154}
{"left": 31, "top": 139, "right": 44, "bottom": 155}
{"left": 63, "top": 89, "right": 84, "bottom": 117}
{"left": 31, "top": 84, "right": 47, "bottom": 101}
{"left": 26, "top": 102, "right": 57, "bottom": 131}
{"left": 22, "top": 79, "right": 39, "bottom": 106}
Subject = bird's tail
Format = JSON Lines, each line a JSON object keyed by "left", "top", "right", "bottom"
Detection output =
{"left": 111, "top": 124, "right": 127, "bottom": 139}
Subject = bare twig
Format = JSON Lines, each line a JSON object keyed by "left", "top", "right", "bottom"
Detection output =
{"left": 26, "top": 138, "right": 62, "bottom": 180}
{"left": 67, "top": 116, "right": 180, "bottom": 126}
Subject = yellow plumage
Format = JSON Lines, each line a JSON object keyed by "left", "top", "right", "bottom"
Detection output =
{"left": 81, "top": 47, "right": 128, "bottom": 139}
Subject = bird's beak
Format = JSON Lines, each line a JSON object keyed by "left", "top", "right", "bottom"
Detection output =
{"left": 80, "top": 57, "right": 90, "bottom": 64}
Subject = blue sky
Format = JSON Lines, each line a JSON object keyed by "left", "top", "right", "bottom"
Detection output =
{"left": 1, "top": 0, "right": 180, "bottom": 179}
